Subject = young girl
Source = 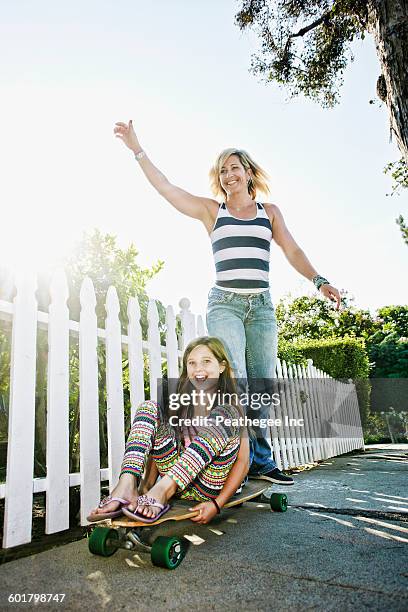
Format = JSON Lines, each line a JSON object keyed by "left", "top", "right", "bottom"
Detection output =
{"left": 112, "top": 120, "right": 341, "bottom": 485}
{"left": 88, "top": 337, "right": 249, "bottom": 525}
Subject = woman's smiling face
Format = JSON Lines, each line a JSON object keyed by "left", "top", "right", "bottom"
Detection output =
{"left": 186, "top": 344, "right": 225, "bottom": 391}
{"left": 219, "top": 154, "right": 250, "bottom": 196}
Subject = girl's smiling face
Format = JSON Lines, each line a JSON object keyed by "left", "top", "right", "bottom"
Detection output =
{"left": 186, "top": 344, "right": 225, "bottom": 391}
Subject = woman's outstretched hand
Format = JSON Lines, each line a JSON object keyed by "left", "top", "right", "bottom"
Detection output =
{"left": 113, "top": 120, "right": 141, "bottom": 153}
{"left": 189, "top": 501, "right": 218, "bottom": 524}
{"left": 320, "top": 284, "right": 342, "bottom": 310}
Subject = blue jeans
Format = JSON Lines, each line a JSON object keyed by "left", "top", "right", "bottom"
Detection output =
{"left": 206, "top": 287, "right": 278, "bottom": 475}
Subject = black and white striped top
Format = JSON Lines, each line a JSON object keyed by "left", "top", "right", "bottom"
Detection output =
{"left": 210, "top": 202, "right": 272, "bottom": 294}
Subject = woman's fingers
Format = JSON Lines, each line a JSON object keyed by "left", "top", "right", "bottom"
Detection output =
{"left": 321, "top": 285, "right": 341, "bottom": 310}
{"left": 115, "top": 121, "right": 129, "bottom": 128}
{"left": 330, "top": 288, "right": 341, "bottom": 310}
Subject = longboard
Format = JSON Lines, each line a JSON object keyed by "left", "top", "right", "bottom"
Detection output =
{"left": 88, "top": 479, "right": 288, "bottom": 568}
{"left": 111, "top": 479, "right": 270, "bottom": 528}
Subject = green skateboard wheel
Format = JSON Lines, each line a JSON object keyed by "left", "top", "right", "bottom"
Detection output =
{"left": 151, "top": 536, "right": 186, "bottom": 569}
{"left": 269, "top": 493, "right": 288, "bottom": 512}
{"left": 88, "top": 527, "right": 119, "bottom": 556}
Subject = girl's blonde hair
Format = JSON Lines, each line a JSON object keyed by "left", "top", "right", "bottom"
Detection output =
{"left": 209, "top": 148, "right": 270, "bottom": 201}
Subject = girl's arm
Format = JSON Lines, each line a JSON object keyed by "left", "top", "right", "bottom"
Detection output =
{"left": 114, "top": 120, "right": 218, "bottom": 230}
{"left": 265, "top": 203, "right": 341, "bottom": 309}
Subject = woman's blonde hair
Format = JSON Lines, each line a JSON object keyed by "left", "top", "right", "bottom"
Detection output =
{"left": 209, "top": 148, "right": 270, "bottom": 201}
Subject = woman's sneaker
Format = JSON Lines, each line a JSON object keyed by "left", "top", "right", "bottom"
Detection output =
{"left": 234, "top": 475, "right": 249, "bottom": 495}
{"left": 251, "top": 469, "right": 294, "bottom": 485}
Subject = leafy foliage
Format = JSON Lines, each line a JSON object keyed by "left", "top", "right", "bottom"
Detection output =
{"left": 63, "top": 230, "right": 166, "bottom": 472}
{"left": 276, "top": 295, "right": 408, "bottom": 430}
{"left": 290, "top": 336, "right": 371, "bottom": 425}
{"left": 275, "top": 293, "right": 376, "bottom": 343}
{"left": 384, "top": 158, "right": 408, "bottom": 245}
{"left": 292, "top": 336, "right": 370, "bottom": 379}
{"left": 65, "top": 229, "right": 165, "bottom": 334}
{"left": 369, "top": 333, "right": 408, "bottom": 378}
{"left": 396, "top": 215, "right": 408, "bottom": 246}
{"left": 235, "top": 0, "right": 369, "bottom": 106}
{"left": 384, "top": 158, "right": 408, "bottom": 196}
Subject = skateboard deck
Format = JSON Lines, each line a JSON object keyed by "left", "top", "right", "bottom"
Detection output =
{"left": 110, "top": 479, "right": 270, "bottom": 528}
{"left": 88, "top": 479, "right": 288, "bottom": 566}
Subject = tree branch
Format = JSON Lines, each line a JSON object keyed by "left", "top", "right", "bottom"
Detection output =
{"left": 283, "top": 11, "right": 331, "bottom": 61}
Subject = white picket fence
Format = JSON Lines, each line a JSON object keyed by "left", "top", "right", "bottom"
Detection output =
{"left": 0, "top": 271, "right": 364, "bottom": 548}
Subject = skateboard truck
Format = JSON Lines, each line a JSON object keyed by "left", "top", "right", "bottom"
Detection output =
{"left": 89, "top": 526, "right": 187, "bottom": 569}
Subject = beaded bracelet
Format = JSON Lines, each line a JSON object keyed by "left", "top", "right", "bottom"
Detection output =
{"left": 312, "top": 275, "right": 330, "bottom": 290}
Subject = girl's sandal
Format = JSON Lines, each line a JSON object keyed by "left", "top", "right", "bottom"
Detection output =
{"left": 122, "top": 495, "right": 171, "bottom": 523}
{"left": 87, "top": 496, "right": 131, "bottom": 522}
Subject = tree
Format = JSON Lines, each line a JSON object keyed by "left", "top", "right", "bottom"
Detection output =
{"left": 0, "top": 231, "right": 165, "bottom": 477}
{"left": 61, "top": 230, "right": 165, "bottom": 474}
{"left": 235, "top": 1, "right": 408, "bottom": 163}
{"left": 35, "top": 229, "right": 164, "bottom": 333}
{"left": 276, "top": 294, "right": 408, "bottom": 382}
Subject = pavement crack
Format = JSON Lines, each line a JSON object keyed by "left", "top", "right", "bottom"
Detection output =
{"left": 291, "top": 505, "right": 408, "bottom": 522}
{"left": 228, "top": 564, "right": 407, "bottom": 597}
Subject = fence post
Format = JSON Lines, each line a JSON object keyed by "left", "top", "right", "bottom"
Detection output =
{"left": 196, "top": 314, "right": 206, "bottom": 337}
{"left": 105, "top": 286, "right": 125, "bottom": 489}
{"left": 285, "top": 362, "right": 307, "bottom": 466}
{"left": 147, "top": 299, "right": 162, "bottom": 402}
{"left": 46, "top": 269, "right": 70, "bottom": 534}
{"left": 166, "top": 305, "right": 179, "bottom": 379}
{"left": 4, "top": 273, "right": 38, "bottom": 547}
{"left": 276, "top": 359, "right": 297, "bottom": 467}
{"left": 179, "top": 297, "right": 196, "bottom": 351}
{"left": 127, "top": 296, "right": 145, "bottom": 421}
{"left": 306, "top": 359, "right": 324, "bottom": 461}
{"left": 79, "top": 278, "right": 100, "bottom": 526}
{"left": 294, "top": 364, "right": 313, "bottom": 464}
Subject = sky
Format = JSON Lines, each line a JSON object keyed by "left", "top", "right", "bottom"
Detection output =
{"left": 1, "top": 0, "right": 407, "bottom": 320}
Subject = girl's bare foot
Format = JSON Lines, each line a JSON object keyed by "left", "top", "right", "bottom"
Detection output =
{"left": 91, "top": 473, "right": 140, "bottom": 516}
{"left": 128, "top": 475, "right": 178, "bottom": 519}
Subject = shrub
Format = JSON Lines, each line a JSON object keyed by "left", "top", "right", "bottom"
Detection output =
{"left": 290, "top": 337, "right": 370, "bottom": 428}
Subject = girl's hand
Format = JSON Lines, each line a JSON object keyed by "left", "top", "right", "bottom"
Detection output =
{"left": 320, "top": 284, "right": 341, "bottom": 310}
{"left": 113, "top": 120, "right": 141, "bottom": 153}
{"left": 189, "top": 501, "right": 218, "bottom": 524}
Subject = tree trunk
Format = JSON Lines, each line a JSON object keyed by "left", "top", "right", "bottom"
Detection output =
{"left": 368, "top": 0, "right": 408, "bottom": 164}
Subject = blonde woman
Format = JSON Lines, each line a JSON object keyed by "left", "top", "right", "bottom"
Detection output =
{"left": 114, "top": 120, "right": 341, "bottom": 484}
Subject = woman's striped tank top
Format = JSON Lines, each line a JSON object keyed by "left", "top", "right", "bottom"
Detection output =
{"left": 210, "top": 202, "right": 273, "bottom": 294}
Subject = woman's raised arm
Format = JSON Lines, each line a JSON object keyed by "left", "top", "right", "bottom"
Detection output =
{"left": 114, "top": 120, "right": 218, "bottom": 229}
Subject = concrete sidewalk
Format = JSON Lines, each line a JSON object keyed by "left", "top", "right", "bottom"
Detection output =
{"left": 1, "top": 446, "right": 407, "bottom": 611}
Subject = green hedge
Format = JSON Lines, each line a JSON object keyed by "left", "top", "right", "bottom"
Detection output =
{"left": 279, "top": 337, "right": 370, "bottom": 428}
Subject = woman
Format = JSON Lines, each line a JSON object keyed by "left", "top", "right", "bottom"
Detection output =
{"left": 88, "top": 337, "right": 249, "bottom": 524}
{"left": 113, "top": 120, "right": 341, "bottom": 485}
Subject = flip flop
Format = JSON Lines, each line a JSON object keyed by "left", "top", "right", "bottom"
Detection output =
{"left": 122, "top": 495, "right": 171, "bottom": 523}
{"left": 87, "top": 496, "right": 131, "bottom": 522}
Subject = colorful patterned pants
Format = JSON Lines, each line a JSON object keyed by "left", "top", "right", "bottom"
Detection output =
{"left": 120, "top": 400, "right": 241, "bottom": 501}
